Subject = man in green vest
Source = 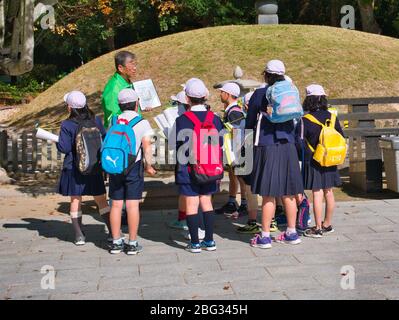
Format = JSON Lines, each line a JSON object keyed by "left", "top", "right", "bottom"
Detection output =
{"left": 102, "top": 51, "right": 152, "bottom": 227}
{"left": 102, "top": 51, "right": 151, "bottom": 128}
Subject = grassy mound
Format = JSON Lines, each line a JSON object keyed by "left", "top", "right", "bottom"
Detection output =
{"left": 8, "top": 24, "right": 399, "bottom": 129}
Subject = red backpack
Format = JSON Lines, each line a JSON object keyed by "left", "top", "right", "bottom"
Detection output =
{"left": 184, "top": 111, "right": 224, "bottom": 185}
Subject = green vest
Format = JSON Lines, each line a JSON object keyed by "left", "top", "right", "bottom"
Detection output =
{"left": 101, "top": 72, "right": 141, "bottom": 128}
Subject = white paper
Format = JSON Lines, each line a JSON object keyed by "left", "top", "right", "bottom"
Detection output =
{"left": 133, "top": 79, "right": 161, "bottom": 110}
{"left": 36, "top": 128, "right": 59, "bottom": 143}
{"left": 163, "top": 107, "right": 179, "bottom": 128}
{"left": 154, "top": 114, "right": 170, "bottom": 137}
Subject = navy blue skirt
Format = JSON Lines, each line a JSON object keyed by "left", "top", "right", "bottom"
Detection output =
{"left": 58, "top": 168, "right": 106, "bottom": 197}
{"left": 303, "top": 161, "right": 342, "bottom": 191}
{"left": 251, "top": 143, "right": 304, "bottom": 197}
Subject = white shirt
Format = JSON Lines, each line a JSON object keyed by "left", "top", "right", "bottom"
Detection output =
{"left": 117, "top": 111, "right": 154, "bottom": 162}
{"left": 168, "top": 104, "right": 208, "bottom": 150}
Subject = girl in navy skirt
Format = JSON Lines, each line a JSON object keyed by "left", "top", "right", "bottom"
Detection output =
{"left": 246, "top": 60, "right": 304, "bottom": 249}
{"left": 298, "top": 85, "right": 343, "bottom": 238}
{"left": 57, "top": 91, "right": 110, "bottom": 246}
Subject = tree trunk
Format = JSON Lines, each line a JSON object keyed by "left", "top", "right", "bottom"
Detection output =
{"left": 330, "top": 0, "right": 342, "bottom": 27}
{"left": 297, "top": 0, "right": 311, "bottom": 23}
{"left": 357, "top": 0, "right": 381, "bottom": 34}
{"left": 105, "top": 19, "right": 115, "bottom": 52}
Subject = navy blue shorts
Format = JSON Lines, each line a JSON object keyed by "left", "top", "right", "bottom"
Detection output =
{"left": 109, "top": 161, "right": 144, "bottom": 200}
{"left": 178, "top": 181, "right": 219, "bottom": 197}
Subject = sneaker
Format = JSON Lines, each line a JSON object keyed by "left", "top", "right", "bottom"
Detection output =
{"left": 168, "top": 219, "right": 188, "bottom": 231}
{"left": 200, "top": 240, "right": 217, "bottom": 251}
{"left": 109, "top": 241, "right": 124, "bottom": 254}
{"left": 215, "top": 202, "right": 237, "bottom": 215}
{"left": 185, "top": 243, "right": 201, "bottom": 253}
{"left": 226, "top": 204, "right": 248, "bottom": 219}
{"left": 107, "top": 232, "right": 124, "bottom": 244}
{"left": 250, "top": 234, "right": 272, "bottom": 249}
{"left": 270, "top": 219, "right": 278, "bottom": 232}
{"left": 237, "top": 223, "right": 261, "bottom": 234}
{"left": 275, "top": 232, "right": 302, "bottom": 245}
{"left": 322, "top": 223, "right": 335, "bottom": 234}
{"left": 304, "top": 227, "right": 323, "bottom": 238}
{"left": 74, "top": 235, "right": 86, "bottom": 246}
{"left": 275, "top": 214, "right": 287, "bottom": 227}
{"left": 182, "top": 229, "right": 205, "bottom": 241}
{"left": 125, "top": 243, "right": 143, "bottom": 255}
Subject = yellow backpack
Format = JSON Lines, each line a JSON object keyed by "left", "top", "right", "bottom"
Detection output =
{"left": 304, "top": 113, "right": 347, "bottom": 167}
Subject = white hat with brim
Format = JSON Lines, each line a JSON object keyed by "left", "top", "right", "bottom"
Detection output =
{"left": 64, "top": 91, "right": 87, "bottom": 109}
{"left": 217, "top": 82, "right": 241, "bottom": 98}
{"left": 185, "top": 78, "right": 209, "bottom": 99}
{"left": 171, "top": 91, "right": 187, "bottom": 105}
{"left": 306, "top": 84, "right": 327, "bottom": 97}
{"left": 118, "top": 88, "right": 139, "bottom": 104}
{"left": 265, "top": 59, "right": 286, "bottom": 75}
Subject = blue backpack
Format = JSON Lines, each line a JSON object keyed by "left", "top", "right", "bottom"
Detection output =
{"left": 264, "top": 80, "right": 303, "bottom": 123}
{"left": 101, "top": 115, "right": 142, "bottom": 175}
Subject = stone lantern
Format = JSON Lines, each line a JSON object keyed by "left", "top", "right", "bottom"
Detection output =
{"left": 213, "top": 66, "right": 262, "bottom": 97}
{"left": 256, "top": 0, "right": 279, "bottom": 25}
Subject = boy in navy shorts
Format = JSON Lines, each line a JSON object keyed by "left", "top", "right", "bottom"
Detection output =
{"left": 175, "top": 78, "right": 224, "bottom": 253}
{"left": 108, "top": 89, "right": 156, "bottom": 255}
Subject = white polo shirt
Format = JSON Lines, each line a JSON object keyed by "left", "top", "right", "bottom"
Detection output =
{"left": 116, "top": 111, "right": 154, "bottom": 162}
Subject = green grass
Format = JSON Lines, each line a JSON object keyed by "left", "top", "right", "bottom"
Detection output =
{"left": 8, "top": 24, "right": 399, "bottom": 129}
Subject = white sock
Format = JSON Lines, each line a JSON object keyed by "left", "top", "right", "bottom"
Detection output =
{"left": 70, "top": 211, "right": 82, "bottom": 219}
{"left": 113, "top": 238, "right": 124, "bottom": 245}
{"left": 129, "top": 240, "right": 138, "bottom": 246}
{"left": 261, "top": 231, "right": 270, "bottom": 238}
{"left": 286, "top": 227, "right": 297, "bottom": 235}
{"left": 99, "top": 206, "right": 111, "bottom": 215}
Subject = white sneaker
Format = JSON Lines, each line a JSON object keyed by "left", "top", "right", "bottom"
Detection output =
{"left": 182, "top": 229, "right": 205, "bottom": 241}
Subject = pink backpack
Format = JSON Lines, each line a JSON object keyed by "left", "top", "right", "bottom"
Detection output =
{"left": 184, "top": 111, "right": 224, "bottom": 185}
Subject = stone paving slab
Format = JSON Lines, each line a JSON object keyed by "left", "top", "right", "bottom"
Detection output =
{"left": 1, "top": 199, "right": 399, "bottom": 300}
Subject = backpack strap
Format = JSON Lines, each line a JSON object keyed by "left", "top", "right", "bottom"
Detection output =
{"left": 303, "top": 115, "right": 323, "bottom": 153}
{"left": 111, "top": 115, "right": 118, "bottom": 126}
{"left": 226, "top": 106, "right": 245, "bottom": 124}
{"left": 204, "top": 111, "right": 215, "bottom": 126}
{"left": 304, "top": 114, "right": 324, "bottom": 127}
{"left": 128, "top": 115, "right": 143, "bottom": 128}
{"left": 327, "top": 113, "right": 337, "bottom": 128}
{"left": 184, "top": 111, "right": 202, "bottom": 128}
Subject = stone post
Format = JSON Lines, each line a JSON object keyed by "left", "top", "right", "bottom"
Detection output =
{"left": 256, "top": 0, "right": 279, "bottom": 25}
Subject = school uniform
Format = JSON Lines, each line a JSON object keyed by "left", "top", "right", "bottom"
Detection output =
{"left": 108, "top": 110, "right": 154, "bottom": 200}
{"left": 245, "top": 86, "right": 304, "bottom": 197}
{"left": 298, "top": 110, "right": 343, "bottom": 191}
{"left": 223, "top": 103, "right": 245, "bottom": 128}
{"left": 57, "top": 116, "right": 106, "bottom": 196}
{"left": 175, "top": 105, "right": 224, "bottom": 197}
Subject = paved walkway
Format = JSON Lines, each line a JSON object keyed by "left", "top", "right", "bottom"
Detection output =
{"left": 1, "top": 199, "right": 399, "bottom": 300}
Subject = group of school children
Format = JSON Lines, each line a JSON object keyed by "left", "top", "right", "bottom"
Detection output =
{"left": 56, "top": 58, "right": 344, "bottom": 255}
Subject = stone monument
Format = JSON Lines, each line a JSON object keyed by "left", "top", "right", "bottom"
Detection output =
{"left": 213, "top": 66, "right": 262, "bottom": 96}
{"left": 256, "top": 0, "right": 279, "bottom": 25}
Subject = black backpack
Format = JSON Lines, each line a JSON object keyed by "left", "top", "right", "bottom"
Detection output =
{"left": 74, "top": 119, "right": 103, "bottom": 175}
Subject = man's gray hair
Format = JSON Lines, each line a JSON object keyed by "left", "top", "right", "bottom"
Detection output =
{"left": 114, "top": 51, "right": 136, "bottom": 70}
